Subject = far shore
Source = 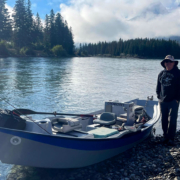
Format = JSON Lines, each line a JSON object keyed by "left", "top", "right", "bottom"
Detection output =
{"left": 0, "top": 47, "right": 165, "bottom": 59}
{"left": 0, "top": 54, "right": 163, "bottom": 59}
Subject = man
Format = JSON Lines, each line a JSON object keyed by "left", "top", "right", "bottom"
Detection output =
{"left": 156, "top": 55, "right": 180, "bottom": 146}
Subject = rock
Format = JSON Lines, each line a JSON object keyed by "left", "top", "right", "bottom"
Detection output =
{"left": 157, "top": 168, "right": 162, "bottom": 172}
{"left": 174, "top": 177, "right": 180, "bottom": 180}
{"left": 129, "top": 174, "right": 136, "bottom": 179}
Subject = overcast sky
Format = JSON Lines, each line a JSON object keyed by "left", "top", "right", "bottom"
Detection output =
{"left": 6, "top": 0, "right": 180, "bottom": 43}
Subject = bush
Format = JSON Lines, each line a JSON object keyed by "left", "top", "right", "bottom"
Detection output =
{"left": 20, "top": 47, "right": 35, "bottom": 56}
{"left": 32, "top": 43, "right": 44, "bottom": 51}
{"left": 0, "top": 41, "right": 9, "bottom": 56}
{"left": 51, "top": 45, "right": 67, "bottom": 57}
{"left": 6, "top": 42, "right": 13, "bottom": 49}
{"left": 43, "top": 46, "right": 53, "bottom": 55}
{"left": 75, "top": 49, "right": 81, "bottom": 56}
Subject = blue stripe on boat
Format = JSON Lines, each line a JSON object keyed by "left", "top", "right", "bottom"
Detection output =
{"left": 0, "top": 127, "right": 151, "bottom": 151}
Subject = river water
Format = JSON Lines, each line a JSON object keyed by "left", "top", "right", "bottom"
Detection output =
{"left": 0, "top": 57, "right": 180, "bottom": 179}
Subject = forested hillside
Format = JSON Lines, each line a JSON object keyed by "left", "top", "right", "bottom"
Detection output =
{"left": 77, "top": 38, "right": 180, "bottom": 58}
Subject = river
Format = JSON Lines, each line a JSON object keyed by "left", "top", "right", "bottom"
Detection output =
{"left": 0, "top": 57, "right": 179, "bottom": 179}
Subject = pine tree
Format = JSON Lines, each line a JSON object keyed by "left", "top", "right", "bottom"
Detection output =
{"left": 78, "top": 38, "right": 180, "bottom": 58}
{"left": 0, "top": 0, "right": 12, "bottom": 41}
{"left": 13, "top": 0, "right": 28, "bottom": 47}
{"left": 54, "top": 13, "right": 63, "bottom": 46}
{"left": 26, "top": 0, "right": 34, "bottom": 45}
{"left": 67, "top": 27, "right": 74, "bottom": 55}
{"left": 62, "top": 20, "right": 69, "bottom": 51}
{"left": 33, "top": 12, "right": 43, "bottom": 43}
{"left": 43, "top": 14, "right": 50, "bottom": 48}
{"left": 49, "top": 9, "right": 56, "bottom": 47}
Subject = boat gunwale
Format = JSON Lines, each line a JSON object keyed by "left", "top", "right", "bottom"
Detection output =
{"left": 0, "top": 119, "right": 158, "bottom": 142}
{"left": 0, "top": 100, "right": 160, "bottom": 142}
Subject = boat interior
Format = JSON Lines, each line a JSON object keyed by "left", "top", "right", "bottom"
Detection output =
{"left": 22, "top": 98, "right": 159, "bottom": 139}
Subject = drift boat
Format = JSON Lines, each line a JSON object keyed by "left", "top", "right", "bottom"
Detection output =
{"left": 0, "top": 97, "right": 160, "bottom": 168}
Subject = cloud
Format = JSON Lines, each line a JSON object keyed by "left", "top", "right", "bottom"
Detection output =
{"left": 60, "top": 0, "right": 180, "bottom": 43}
{"left": 5, "top": 4, "right": 13, "bottom": 17}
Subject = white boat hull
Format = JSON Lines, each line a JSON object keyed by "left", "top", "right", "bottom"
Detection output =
{"left": 0, "top": 99, "right": 160, "bottom": 168}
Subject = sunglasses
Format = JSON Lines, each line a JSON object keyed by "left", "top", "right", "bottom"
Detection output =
{"left": 164, "top": 60, "right": 173, "bottom": 63}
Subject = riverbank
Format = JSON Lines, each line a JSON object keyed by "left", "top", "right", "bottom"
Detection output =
{"left": 6, "top": 130, "right": 180, "bottom": 180}
{"left": 0, "top": 50, "right": 157, "bottom": 59}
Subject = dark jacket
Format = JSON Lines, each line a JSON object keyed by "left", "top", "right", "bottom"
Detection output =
{"left": 156, "top": 66, "right": 180, "bottom": 102}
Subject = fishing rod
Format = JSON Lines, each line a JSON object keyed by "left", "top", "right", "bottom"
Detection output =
{"left": 0, "top": 97, "right": 51, "bottom": 135}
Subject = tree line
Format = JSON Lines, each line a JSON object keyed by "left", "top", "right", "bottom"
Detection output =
{"left": 77, "top": 38, "right": 180, "bottom": 58}
{"left": 0, "top": 0, "right": 74, "bottom": 56}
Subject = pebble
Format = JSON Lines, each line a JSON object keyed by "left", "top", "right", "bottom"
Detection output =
{"left": 5, "top": 130, "right": 180, "bottom": 180}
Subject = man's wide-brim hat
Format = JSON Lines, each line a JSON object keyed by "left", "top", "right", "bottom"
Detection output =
{"left": 161, "top": 55, "right": 178, "bottom": 68}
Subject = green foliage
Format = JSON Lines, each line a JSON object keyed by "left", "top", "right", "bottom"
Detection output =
{"left": 0, "top": 0, "right": 12, "bottom": 41}
{"left": 6, "top": 42, "right": 13, "bottom": 49}
{"left": 13, "top": 0, "right": 28, "bottom": 47}
{"left": 1, "top": 0, "right": 74, "bottom": 56}
{"left": 32, "top": 43, "right": 44, "bottom": 51}
{"left": 79, "top": 38, "right": 180, "bottom": 58}
{"left": 33, "top": 13, "right": 43, "bottom": 43}
{"left": 51, "top": 45, "right": 67, "bottom": 57}
{"left": 0, "top": 41, "right": 9, "bottom": 55}
{"left": 43, "top": 46, "right": 53, "bottom": 55}
{"left": 44, "top": 12, "right": 74, "bottom": 55}
{"left": 20, "top": 47, "right": 35, "bottom": 56}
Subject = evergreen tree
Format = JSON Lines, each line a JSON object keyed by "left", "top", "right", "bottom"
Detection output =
{"left": 49, "top": 9, "right": 56, "bottom": 47}
{"left": 54, "top": 13, "right": 63, "bottom": 46}
{"left": 33, "top": 12, "right": 43, "bottom": 43}
{"left": 79, "top": 38, "right": 180, "bottom": 58}
{"left": 26, "top": 0, "right": 34, "bottom": 45}
{"left": 66, "top": 27, "right": 74, "bottom": 55}
{"left": 43, "top": 14, "right": 50, "bottom": 48}
{"left": 0, "top": 0, "right": 12, "bottom": 41}
{"left": 62, "top": 20, "right": 68, "bottom": 51}
{"left": 13, "top": 0, "right": 28, "bottom": 47}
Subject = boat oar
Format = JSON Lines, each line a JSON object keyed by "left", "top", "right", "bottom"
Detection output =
{"left": 12, "top": 109, "right": 94, "bottom": 118}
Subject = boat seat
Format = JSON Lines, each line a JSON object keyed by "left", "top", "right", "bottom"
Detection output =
{"left": 117, "top": 117, "right": 127, "bottom": 122}
{"left": 119, "top": 105, "right": 144, "bottom": 118}
{"left": 119, "top": 113, "right": 127, "bottom": 118}
{"left": 93, "top": 112, "right": 116, "bottom": 125}
{"left": 51, "top": 118, "right": 82, "bottom": 133}
{"left": 134, "top": 105, "right": 144, "bottom": 114}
